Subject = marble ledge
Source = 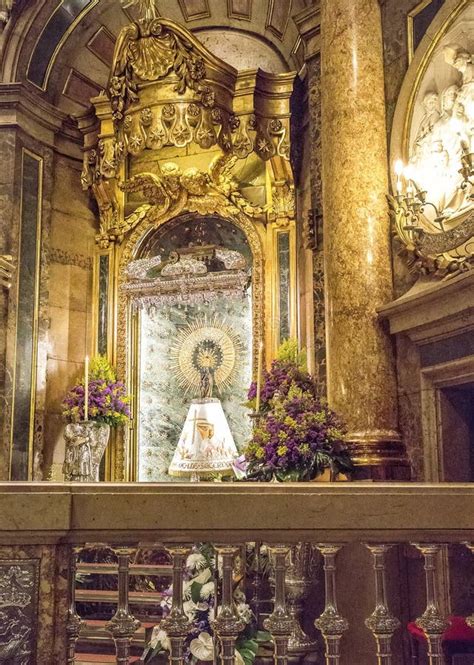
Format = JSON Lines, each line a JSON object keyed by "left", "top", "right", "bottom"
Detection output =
{"left": 0, "top": 482, "right": 472, "bottom": 546}
{"left": 378, "top": 271, "right": 474, "bottom": 342}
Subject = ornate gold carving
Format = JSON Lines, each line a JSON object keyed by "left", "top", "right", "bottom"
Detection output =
{"left": 270, "top": 182, "right": 295, "bottom": 228}
{"left": 119, "top": 154, "right": 265, "bottom": 230}
{"left": 388, "top": 194, "right": 474, "bottom": 278}
{"left": 92, "top": 180, "right": 121, "bottom": 248}
{"left": 96, "top": 15, "right": 295, "bottom": 166}
{"left": 110, "top": 17, "right": 210, "bottom": 123}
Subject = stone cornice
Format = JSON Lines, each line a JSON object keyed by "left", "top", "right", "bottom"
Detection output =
{"left": 0, "top": 82, "right": 83, "bottom": 158}
{"left": 378, "top": 271, "right": 474, "bottom": 343}
{"left": 0, "top": 482, "right": 472, "bottom": 545}
{"left": 293, "top": 3, "right": 321, "bottom": 61}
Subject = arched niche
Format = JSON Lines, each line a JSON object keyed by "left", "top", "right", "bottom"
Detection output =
{"left": 120, "top": 213, "right": 256, "bottom": 481}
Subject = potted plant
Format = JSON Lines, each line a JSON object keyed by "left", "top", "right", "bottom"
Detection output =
{"left": 61, "top": 356, "right": 130, "bottom": 481}
{"left": 244, "top": 340, "right": 353, "bottom": 482}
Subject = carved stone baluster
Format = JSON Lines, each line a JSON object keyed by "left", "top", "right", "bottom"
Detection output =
{"left": 286, "top": 543, "right": 318, "bottom": 654}
{"left": 212, "top": 546, "right": 245, "bottom": 665}
{"left": 463, "top": 543, "right": 474, "bottom": 628}
{"left": 365, "top": 544, "right": 400, "bottom": 664}
{"left": 413, "top": 544, "right": 447, "bottom": 665}
{"left": 314, "top": 544, "right": 348, "bottom": 665}
{"left": 160, "top": 545, "right": 192, "bottom": 665}
{"left": 105, "top": 548, "right": 141, "bottom": 665}
{"left": 264, "top": 545, "right": 293, "bottom": 665}
{"left": 66, "top": 548, "right": 84, "bottom": 664}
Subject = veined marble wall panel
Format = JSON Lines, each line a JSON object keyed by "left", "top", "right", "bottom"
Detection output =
{"left": 43, "top": 156, "right": 95, "bottom": 480}
{"left": 138, "top": 296, "right": 252, "bottom": 481}
{"left": 308, "top": 55, "right": 327, "bottom": 396}
{"left": 10, "top": 150, "right": 43, "bottom": 481}
{"left": 0, "top": 129, "right": 18, "bottom": 479}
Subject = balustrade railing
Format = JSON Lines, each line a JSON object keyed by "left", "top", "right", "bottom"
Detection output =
{"left": 0, "top": 482, "right": 473, "bottom": 665}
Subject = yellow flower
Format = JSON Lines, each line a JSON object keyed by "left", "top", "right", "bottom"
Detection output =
{"left": 300, "top": 443, "right": 310, "bottom": 454}
{"left": 277, "top": 445, "right": 288, "bottom": 456}
{"left": 284, "top": 416, "right": 297, "bottom": 428}
{"left": 255, "top": 447, "right": 265, "bottom": 459}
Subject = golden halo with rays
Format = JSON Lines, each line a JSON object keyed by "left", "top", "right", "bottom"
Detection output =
{"left": 170, "top": 315, "right": 241, "bottom": 397}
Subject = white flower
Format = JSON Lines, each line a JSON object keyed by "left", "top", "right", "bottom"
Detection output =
{"left": 194, "top": 568, "right": 212, "bottom": 584}
{"left": 183, "top": 579, "right": 193, "bottom": 600}
{"left": 187, "top": 552, "right": 207, "bottom": 570}
{"left": 149, "top": 627, "right": 170, "bottom": 651}
{"left": 236, "top": 602, "right": 253, "bottom": 625}
{"left": 190, "top": 632, "right": 214, "bottom": 661}
{"left": 235, "top": 650, "right": 246, "bottom": 665}
{"left": 160, "top": 596, "right": 172, "bottom": 611}
{"left": 200, "top": 581, "right": 215, "bottom": 599}
{"left": 183, "top": 599, "right": 198, "bottom": 620}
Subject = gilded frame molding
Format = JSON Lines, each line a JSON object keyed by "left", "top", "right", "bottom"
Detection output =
{"left": 114, "top": 207, "right": 265, "bottom": 481}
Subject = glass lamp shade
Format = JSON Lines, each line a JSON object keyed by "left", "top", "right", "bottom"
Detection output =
{"left": 168, "top": 398, "right": 238, "bottom": 479}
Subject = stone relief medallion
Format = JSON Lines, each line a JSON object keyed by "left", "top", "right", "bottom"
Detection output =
{"left": 392, "top": 5, "right": 474, "bottom": 275}
{"left": 171, "top": 315, "right": 242, "bottom": 396}
{"left": 0, "top": 560, "right": 39, "bottom": 664}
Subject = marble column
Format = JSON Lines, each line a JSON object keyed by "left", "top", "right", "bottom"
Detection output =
{"left": 320, "top": 0, "right": 405, "bottom": 470}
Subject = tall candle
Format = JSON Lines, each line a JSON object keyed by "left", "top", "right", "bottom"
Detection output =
{"left": 84, "top": 355, "right": 89, "bottom": 421}
{"left": 255, "top": 341, "right": 264, "bottom": 413}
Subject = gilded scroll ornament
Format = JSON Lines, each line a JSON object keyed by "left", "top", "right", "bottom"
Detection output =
{"left": 110, "top": 17, "right": 210, "bottom": 123}
{"left": 388, "top": 194, "right": 474, "bottom": 278}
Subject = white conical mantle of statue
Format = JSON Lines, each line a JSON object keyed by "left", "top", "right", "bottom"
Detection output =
{"left": 168, "top": 398, "right": 238, "bottom": 478}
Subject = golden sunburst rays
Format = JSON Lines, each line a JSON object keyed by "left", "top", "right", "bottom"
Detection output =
{"left": 170, "top": 314, "right": 242, "bottom": 397}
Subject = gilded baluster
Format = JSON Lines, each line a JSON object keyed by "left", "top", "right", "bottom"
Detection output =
{"left": 160, "top": 546, "right": 192, "bottom": 665}
{"left": 463, "top": 543, "right": 474, "bottom": 628}
{"left": 286, "top": 543, "right": 318, "bottom": 654}
{"left": 264, "top": 545, "right": 293, "bottom": 665}
{"left": 314, "top": 544, "right": 348, "bottom": 665}
{"left": 212, "top": 546, "right": 245, "bottom": 665}
{"left": 66, "top": 548, "right": 84, "bottom": 665}
{"left": 413, "top": 544, "right": 447, "bottom": 665}
{"left": 365, "top": 544, "right": 400, "bottom": 665}
{"left": 105, "top": 549, "right": 141, "bottom": 665}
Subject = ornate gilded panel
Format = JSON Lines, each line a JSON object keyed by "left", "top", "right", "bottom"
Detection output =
{"left": 0, "top": 559, "right": 40, "bottom": 664}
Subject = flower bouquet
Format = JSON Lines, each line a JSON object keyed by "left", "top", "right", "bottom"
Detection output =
{"left": 61, "top": 356, "right": 130, "bottom": 482}
{"left": 244, "top": 340, "right": 353, "bottom": 482}
{"left": 62, "top": 355, "right": 131, "bottom": 427}
{"left": 142, "top": 545, "right": 271, "bottom": 665}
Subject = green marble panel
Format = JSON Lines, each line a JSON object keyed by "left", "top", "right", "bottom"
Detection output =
{"left": 277, "top": 231, "right": 290, "bottom": 343}
{"left": 10, "top": 151, "right": 42, "bottom": 481}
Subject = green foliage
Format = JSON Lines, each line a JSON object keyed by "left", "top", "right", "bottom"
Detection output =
{"left": 89, "top": 355, "right": 116, "bottom": 381}
{"left": 276, "top": 338, "right": 307, "bottom": 369}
